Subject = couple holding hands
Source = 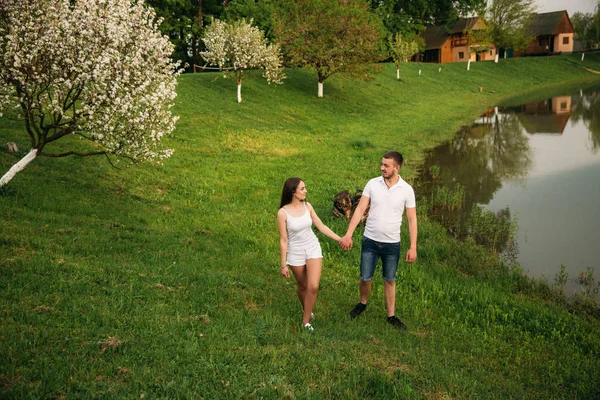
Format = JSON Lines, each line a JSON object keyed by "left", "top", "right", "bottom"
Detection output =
{"left": 277, "top": 152, "right": 418, "bottom": 332}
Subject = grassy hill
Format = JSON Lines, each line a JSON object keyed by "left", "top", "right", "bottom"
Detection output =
{"left": 1, "top": 53, "right": 600, "bottom": 398}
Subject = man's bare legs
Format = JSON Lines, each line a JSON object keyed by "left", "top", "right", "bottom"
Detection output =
{"left": 383, "top": 280, "right": 396, "bottom": 317}
{"left": 357, "top": 279, "right": 395, "bottom": 315}
{"left": 360, "top": 279, "right": 372, "bottom": 304}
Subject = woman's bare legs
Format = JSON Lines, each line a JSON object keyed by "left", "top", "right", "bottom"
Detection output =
{"left": 303, "top": 258, "right": 322, "bottom": 324}
{"left": 290, "top": 265, "right": 307, "bottom": 314}
{"left": 290, "top": 258, "right": 323, "bottom": 325}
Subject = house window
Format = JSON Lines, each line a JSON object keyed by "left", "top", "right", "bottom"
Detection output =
{"left": 489, "top": 51, "right": 493, "bottom": 55}
{"left": 561, "top": 102, "right": 567, "bottom": 110}
{"left": 459, "top": 52, "right": 464, "bottom": 59}
{"left": 563, "top": 37, "right": 569, "bottom": 45}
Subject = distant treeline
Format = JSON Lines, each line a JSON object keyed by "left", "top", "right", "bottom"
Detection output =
{"left": 146, "top": 0, "right": 485, "bottom": 71}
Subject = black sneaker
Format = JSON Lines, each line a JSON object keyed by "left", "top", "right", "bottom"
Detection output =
{"left": 387, "top": 316, "right": 407, "bottom": 330}
{"left": 349, "top": 302, "right": 367, "bottom": 319}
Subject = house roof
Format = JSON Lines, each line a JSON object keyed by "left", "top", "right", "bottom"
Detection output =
{"left": 423, "top": 17, "right": 490, "bottom": 49}
{"left": 422, "top": 26, "right": 449, "bottom": 50}
{"left": 528, "top": 11, "right": 569, "bottom": 36}
{"left": 451, "top": 17, "right": 484, "bottom": 34}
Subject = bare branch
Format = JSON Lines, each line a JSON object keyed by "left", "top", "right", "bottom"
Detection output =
{"left": 38, "top": 150, "right": 107, "bottom": 158}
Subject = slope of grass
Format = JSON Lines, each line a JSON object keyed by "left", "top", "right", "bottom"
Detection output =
{"left": 1, "top": 53, "right": 600, "bottom": 399}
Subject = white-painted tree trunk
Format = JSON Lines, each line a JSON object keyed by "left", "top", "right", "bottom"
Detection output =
{"left": 467, "top": 59, "right": 471, "bottom": 71}
{"left": 0, "top": 149, "right": 37, "bottom": 187}
{"left": 237, "top": 83, "right": 242, "bottom": 103}
{"left": 494, "top": 54, "right": 499, "bottom": 63}
{"left": 582, "top": 53, "right": 585, "bottom": 61}
{"left": 317, "top": 81, "right": 323, "bottom": 98}
{"left": 418, "top": 69, "right": 421, "bottom": 76}
{"left": 396, "top": 68, "right": 400, "bottom": 80}
{"left": 504, "top": 51, "right": 507, "bottom": 59}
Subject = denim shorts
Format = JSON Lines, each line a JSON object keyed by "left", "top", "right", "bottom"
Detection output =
{"left": 360, "top": 237, "right": 400, "bottom": 282}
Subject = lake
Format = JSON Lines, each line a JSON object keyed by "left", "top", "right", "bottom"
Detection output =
{"left": 417, "top": 82, "right": 600, "bottom": 297}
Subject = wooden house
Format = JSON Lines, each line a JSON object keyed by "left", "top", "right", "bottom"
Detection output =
{"left": 422, "top": 27, "right": 452, "bottom": 63}
{"left": 422, "top": 17, "right": 496, "bottom": 63}
{"left": 520, "top": 11, "right": 574, "bottom": 56}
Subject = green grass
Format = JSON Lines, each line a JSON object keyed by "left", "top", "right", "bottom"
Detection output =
{"left": 2, "top": 53, "right": 600, "bottom": 399}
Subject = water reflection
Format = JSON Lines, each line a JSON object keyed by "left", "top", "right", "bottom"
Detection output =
{"left": 571, "top": 88, "right": 600, "bottom": 151}
{"left": 418, "top": 110, "right": 532, "bottom": 245}
{"left": 507, "top": 96, "right": 571, "bottom": 134}
{"left": 418, "top": 84, "right": 600, "bottom": 296}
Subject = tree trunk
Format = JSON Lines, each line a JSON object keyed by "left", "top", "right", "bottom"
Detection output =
{"left": 198, "top": 0, "right": 203, "bottom": 28}
{"left": 582, "top": 53, "right": 585, "bottom": 61}
{"left": 495, "top": 54, "right": 499, "bottom": 63}
{"left": 318, "top": 81, "right": 323, "bottom": 98}
{"left": 467, "top": 59, "right": 471, "bottom": 71}
{"left": 396, "top": 68, "right": 400, "bottom": 80}
{"left": 0, "top": 149, "right": 37, "bottom": 187}
{"left": 237, "top": 82, "right": 242, "bottom": 103}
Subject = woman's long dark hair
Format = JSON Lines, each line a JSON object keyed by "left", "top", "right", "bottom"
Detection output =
{"left": 279, "top": 177, "right": 303, "bottom": 209}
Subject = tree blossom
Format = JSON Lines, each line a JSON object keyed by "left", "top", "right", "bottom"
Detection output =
{"left": 201, "top": 19, "right": 284, "bottom": 103}
{"left": 0, "top": 0, "right": 181, "bottom": 187}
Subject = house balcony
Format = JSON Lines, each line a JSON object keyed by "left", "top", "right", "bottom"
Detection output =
{"left": 452, "top": 38, "right": 468, "bottom": 47}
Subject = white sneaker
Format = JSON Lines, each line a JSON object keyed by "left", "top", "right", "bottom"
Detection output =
{"left": 303, "top": 323, "right": 314, "bottom": 332}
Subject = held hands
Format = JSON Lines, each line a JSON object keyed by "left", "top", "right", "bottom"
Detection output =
{"left": 280, "top": 265, "right": 290, "bottom": 278}
{"left": 339, "top": 235, "right": 353, "bottom": 251}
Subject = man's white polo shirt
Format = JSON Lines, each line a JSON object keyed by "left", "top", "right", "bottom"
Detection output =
{"left": 362, "top": 176, "right": 416, "bottom": 243}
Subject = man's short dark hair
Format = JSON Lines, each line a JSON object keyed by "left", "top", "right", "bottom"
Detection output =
{"left": 383, "top": 151, "right": 403, "bottom": 167}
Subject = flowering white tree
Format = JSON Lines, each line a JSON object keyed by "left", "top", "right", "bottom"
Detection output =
{"left": 0, "top": 0, "right": 181, "bottom": 187}
{"left": 201, "top": 19, "right": 284, "bottom": 103}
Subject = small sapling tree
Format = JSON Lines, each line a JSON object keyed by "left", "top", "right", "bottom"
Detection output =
{"left": 465, "top": 26, "right": 494, "bottom": 70}
{"left": 0, "top": 0, "right": 181, "bottom": 187}
{"left": 389, "top": 34, "right": 420, "bottom": 80}
{"left": 274, "top": 0, "right": 384, "bottom": 98}
{"left": 200, "top": 19, "right": 285, "bottom": 103}
{"left": 486, "top": 0, "right": 537, "bottom": 58}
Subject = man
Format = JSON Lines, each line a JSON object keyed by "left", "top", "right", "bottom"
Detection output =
{"left": 340, "top": 151, "right": 417, "bottom": 330}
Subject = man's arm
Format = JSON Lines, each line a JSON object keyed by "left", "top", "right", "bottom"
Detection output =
{"left": 339, "top": 195, "right": 370, "bottom": 250}
{"left": 405, "top": 207, "right": 417, "bottom": 262}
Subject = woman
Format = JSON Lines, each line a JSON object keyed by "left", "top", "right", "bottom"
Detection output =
{"left": 277, "top": 177, "right": 341, "bottom": 331}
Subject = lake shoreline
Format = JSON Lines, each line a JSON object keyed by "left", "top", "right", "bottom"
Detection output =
{"left": 416, "top": 80, "right": 600, "bottom": 303}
